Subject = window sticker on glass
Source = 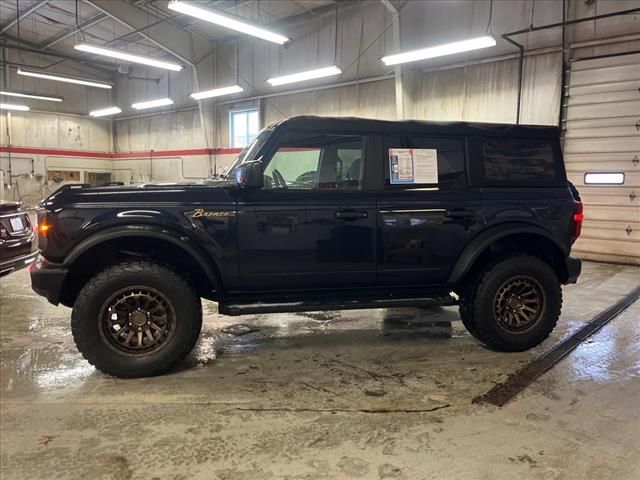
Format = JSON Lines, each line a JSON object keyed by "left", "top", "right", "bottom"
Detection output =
{"left": 389, "top": 148, "right": 438, "bottom": 184}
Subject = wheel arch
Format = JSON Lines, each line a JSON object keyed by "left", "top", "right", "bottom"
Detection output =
{"left": 60, "top": 226, "right": 222, "bottom": 306}
{"left": 449, "top": 224, "right": 570, "bottom": 286}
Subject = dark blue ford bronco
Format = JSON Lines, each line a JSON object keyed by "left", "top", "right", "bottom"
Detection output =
{"left": 31, "top": 116, "right": 582, "bottom": 377}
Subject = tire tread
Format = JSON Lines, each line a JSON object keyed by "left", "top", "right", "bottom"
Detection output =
{"left": 71, "top": 260, "right": 202, "bottom": 378}
{"left": 458, "top": 254, "right": 562, "bottom": 351}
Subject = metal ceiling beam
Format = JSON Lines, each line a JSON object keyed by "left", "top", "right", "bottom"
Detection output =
{"left": 0, "top": 0, "right": 49, "bottom": 34}
{"left": 138, "top": 0, "right": 248, "bottom": 45}
{"left": 37, "top": 13, "right": 108, "bottom": 50}
{"left": 211, "top": 1, "right": 345, "bottom": 47}
{"left": 82, "top": 0, "right": 213, "bottom": 65}
{"left": 270, "top": 1, "right": 343, "bottom": 29}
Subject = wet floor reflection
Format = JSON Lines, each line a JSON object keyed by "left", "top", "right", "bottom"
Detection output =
{"left": 381, "top": 307, "right": 455, "bottom": 339}
{"left": 186, "top": 306, "right": 456, "bottom": 363}
{"left": 566, "top": 317, "right": 640, "bottom": 383}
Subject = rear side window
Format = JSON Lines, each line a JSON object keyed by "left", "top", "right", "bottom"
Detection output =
{"left": 383, "top": 136, "right": 465, "bottom": 190}
{"left": 478, "top": 138, "right": 561, "bottom": 185}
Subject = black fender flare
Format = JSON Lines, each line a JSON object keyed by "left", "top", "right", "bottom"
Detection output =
{"left": 447, "top": 223, "right": 568, "bottom": 284}
{"left": 64, "top": 224, "right": 221, "bottom": 291}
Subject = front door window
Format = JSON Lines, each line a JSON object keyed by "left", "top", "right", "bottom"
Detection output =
{"left": 263, "top": 133, "right": 364, "bottom": 190}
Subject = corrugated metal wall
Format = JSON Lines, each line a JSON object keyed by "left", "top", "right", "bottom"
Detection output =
{"left": 404, "top": 52, "right": 562, "bottom": 124}
{"left": 564, "top": 52, "right": 640, "bottom": 265}
{"left": 256, "top": 50, "right": 563, "bottom": 131}
{"left": 114, "top": 109, "right": 205, "bottom": 152}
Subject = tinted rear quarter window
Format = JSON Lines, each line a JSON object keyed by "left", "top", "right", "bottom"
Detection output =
{"left": 469, "top": 137, "right": 564, "bottom": 186}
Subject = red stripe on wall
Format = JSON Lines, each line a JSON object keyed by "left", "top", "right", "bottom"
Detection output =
{"left": 0, "top": 146, "right": 113, "bottom": 158}
{"left": 112, "top": 148, "right": 213, "bottom": 159}
{"left": 0, "top": 145, "right": 244, "bottom": 159}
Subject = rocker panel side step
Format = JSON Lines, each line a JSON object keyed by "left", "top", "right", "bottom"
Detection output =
{"left": 219, "top": 295, "right": 456, "bottom": 316}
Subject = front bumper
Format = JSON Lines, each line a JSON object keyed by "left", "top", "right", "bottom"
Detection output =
{"left": 0, "top": 250, "right": 39, "bottom": 277}
{"left": 564, "top": 256, "right": 582, "bottom": 284}
{"left": 30, "top": 257, "right": 68, "bottom": 305}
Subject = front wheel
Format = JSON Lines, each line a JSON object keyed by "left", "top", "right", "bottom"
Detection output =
{"left": 458, "top": 255, "right": 562, "bottom": 351}
{"left": 71, "top": 261, "right": 202, "bottom": 378}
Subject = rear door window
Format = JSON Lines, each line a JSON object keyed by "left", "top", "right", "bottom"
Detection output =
{"left": 382, "top": 136, "right": 466, "bottom": 190}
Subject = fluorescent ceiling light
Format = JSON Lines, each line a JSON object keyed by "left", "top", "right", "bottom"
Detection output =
{"left": 0, "top": 103, "right": 30, "bottom": 111}
{"left": 0, "top": 90, "right": 63, "bottom": 102}
{"left": 17, "top": 67, "right": 112, "bottom": 89}
{"left": 267, "top": 66, "right": 342, "bottom": 86}
{"left": 190, "top": 85, "right": 244, "bottom": 100}
{"left": 74, "top": 43, "right": 183, "bottom": 71}
{"left": 131, "top": 98, "right": 174, "bottom": 110}
{"left": 584, "top": 172, "right": 625, "bottom": 185}
{"left": 89, "top": 106, "right": 122, "bottom": 117}
{"left": 168, "top": 1, "right": 289, "bottom": 45}
{"left": 381, "top": 35, "right": 497, "bottom": 66}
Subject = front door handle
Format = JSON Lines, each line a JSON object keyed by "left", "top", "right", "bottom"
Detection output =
{"left": 335, "top": 210, "right": 368, "bottom": 221}
{"left": 445, "top": 209, "right": 475, "bottom": 218}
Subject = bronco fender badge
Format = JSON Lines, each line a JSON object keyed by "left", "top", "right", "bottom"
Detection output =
{"left": 189, "top": 208, "right": 234, "bottom": 218}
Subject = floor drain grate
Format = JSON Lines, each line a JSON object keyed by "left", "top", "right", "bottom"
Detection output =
{"left": 473, "top": 285, "right": 640, "bottom": 407}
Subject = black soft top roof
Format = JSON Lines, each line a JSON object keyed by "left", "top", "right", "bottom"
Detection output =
{"left": 278, "top": 115, "right": 559, "bottom": 140}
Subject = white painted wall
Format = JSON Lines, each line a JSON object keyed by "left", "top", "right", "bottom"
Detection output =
{"left": 114, "top": 109, "right": 207, "bottom": 152}
{"left": 404, "top": 51, "right": 563, "bottom": 125}
{"left": 1, "top": 46, "right": 115, "bottom": 204}
{"left": 0, "top": 150, "right": 113, "bottom": 206}
{"left": 0, "top": 110, "right": 113, "bottom": 205}
{"left": 1, "top": 110, "right": 112, "bottom": 150}
{"left": 110, "top": 151, "right": 239, "bottom": 183}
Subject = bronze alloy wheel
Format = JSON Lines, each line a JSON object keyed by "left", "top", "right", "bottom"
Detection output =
{"left": 99, "top": 286, "right": 177, "bottom": 355}
{"left": 494, "top": 276, "right": 545, "bottom": 334}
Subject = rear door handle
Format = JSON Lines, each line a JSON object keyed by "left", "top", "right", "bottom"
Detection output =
{"left": 335, "top": 210, "right": 368, "bottom": 221}
{"left": 445, "top": 209, "right": 475, "bottom": 218}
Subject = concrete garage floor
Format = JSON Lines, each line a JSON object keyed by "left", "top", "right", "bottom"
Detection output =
{"left": 0, "top": 262, "right": 639, "bottom": 480}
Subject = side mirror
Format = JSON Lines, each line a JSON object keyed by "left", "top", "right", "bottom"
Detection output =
{"left": 235, "top": 160, "right": 263, "bottom": 189}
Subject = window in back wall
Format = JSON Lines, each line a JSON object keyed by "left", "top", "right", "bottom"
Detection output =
{"left": 229, "top": 108, "right": 259, "bottom": 148}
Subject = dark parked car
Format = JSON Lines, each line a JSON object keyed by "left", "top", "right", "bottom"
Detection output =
{"left": 31, "top": 116, "right": 582, "bottom": 377}
{"left": 0, "top": 201, "right": 38, "bottom": 277}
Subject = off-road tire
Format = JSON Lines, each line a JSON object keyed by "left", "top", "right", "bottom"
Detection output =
{"left": 458, "top": 255, "right": 562, "bottom": 351}
{"left": 71, "top": 261, "right": 202, "bottom": 378}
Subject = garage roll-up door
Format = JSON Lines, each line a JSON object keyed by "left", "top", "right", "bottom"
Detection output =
{"left": 563, "top": 52, "right": 640, "bottom": 265}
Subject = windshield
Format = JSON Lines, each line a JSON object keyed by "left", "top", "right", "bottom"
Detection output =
{"left": 224, "top": 127, "right": 273, "bottom": 179}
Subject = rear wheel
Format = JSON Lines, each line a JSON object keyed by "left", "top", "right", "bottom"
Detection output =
{"left": 458, "top": 255, "right": 562, "bottom": 351}
{"left": 71, "top": 261, "right": 202, "bottom": 377}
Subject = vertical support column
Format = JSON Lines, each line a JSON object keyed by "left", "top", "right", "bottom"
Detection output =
{"left": 382, "top": 0, "right": 404, "bottom": 119}
{"left": 191, "top": 65, "right": 213, "bottom": 176}
{"left": 502, "top": 35, "right": 524, "bottom": 124}
{"left": 2, "top": 46, "right": 13, "bottom": 193}
{"left": 558, "top": 0, "right": 569, "bottom": 145}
